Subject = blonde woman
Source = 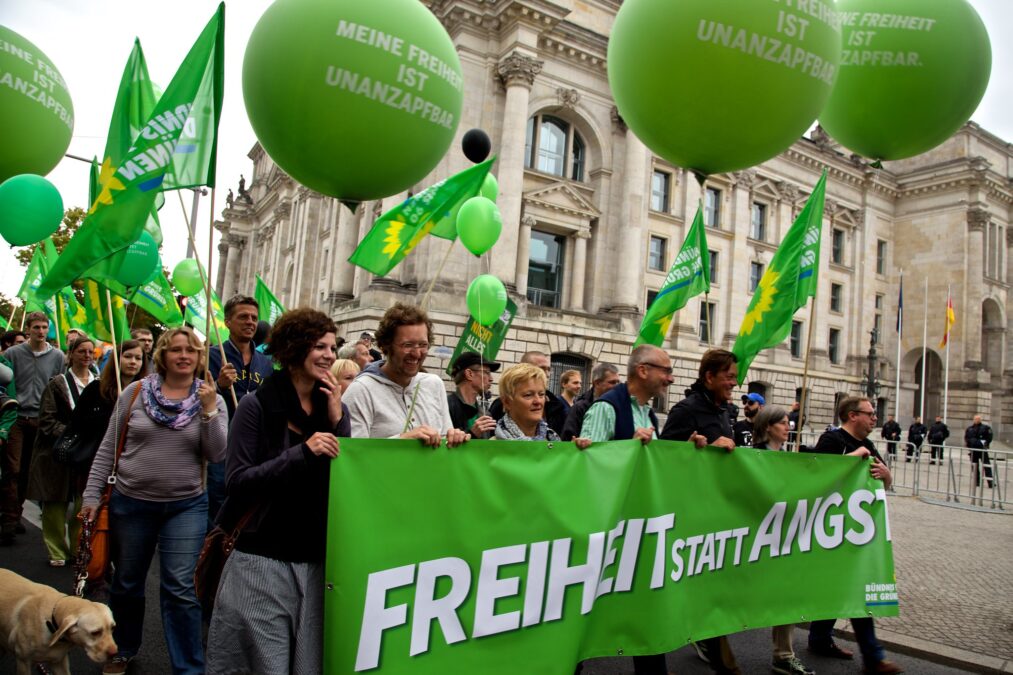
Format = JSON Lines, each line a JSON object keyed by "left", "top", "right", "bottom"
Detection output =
{"left": 330, "top": 358, "right": 360, "bottom": 395}
{"left": 495, "top": 364, "right": 591, "bottom": 448}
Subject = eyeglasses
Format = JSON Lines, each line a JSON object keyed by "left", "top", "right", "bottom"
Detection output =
{"left": 854, "top": 410, "right": 877, "bottom": 418}
{"left": 396, "top": 342, "right": 429, "bottom": 352}
{"left": 642, "top": 363, "right": 673, "bottom": 376}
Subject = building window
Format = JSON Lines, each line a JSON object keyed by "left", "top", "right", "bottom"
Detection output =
{"left": 709, "top": 250, "right": 719, "bottom": 285}
{"left": 831, "top": 228, "right": 845, "bottom": 264}
{"left": 704, "top": 188, "right": 721, "bottom": 228}
{"left": 828, "top": 327, "right": 841, "bottom": 364}
{"left": 750, "top": 202, "right": 767, "bottom": 241}
{"left": 549, "top": 353, "right": 590, "bottom": 399}
{"left": 321, "top": 249, "right": 329, "bottom": 277}
{"left": 749, "top": 261, "right": 764, "bottom": 293}
{"left": 525, "top": 114, "right": 585, "bottom": 181}
{"left": 651, "top": 171, "right": 671, "bottom": 212}
{"left": 648, "top": 236, "right": 667, "bottom": 271}
{"left": 790, "top": 320, "right": 803, "bottom": 358}
{"left": 830, "top": 283, "right": 842, "bottom": 312}
{"left": 698, "top": 301, "right": 716, "bottom": 343}
{"left": 874, "top": 294, "right": 883, "bottom": 343}
{"left": 876, "top": 239, "right": 887, "bottom": 275}
{"left": 646, "top": 289, "right": 659, "bottom": 309}
{"left": 527, "top": 230, "right": 565, "bottom": 308}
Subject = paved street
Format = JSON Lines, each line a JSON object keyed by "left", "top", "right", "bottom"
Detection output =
{"left": 0, "top": 495, "right": 1006, "bottom": 674}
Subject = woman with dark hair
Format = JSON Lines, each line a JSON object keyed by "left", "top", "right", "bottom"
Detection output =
{"left": 81, "top": 327, "right": 226, "bottom": 675}
{"left": 73, "top": 340, "right": 147, "bottom": 440}
{"left": 207, "top": 308, "right": 347, "bottom": 675}
{"left": 26, "top": 336, "right": 96, "bottom": 566}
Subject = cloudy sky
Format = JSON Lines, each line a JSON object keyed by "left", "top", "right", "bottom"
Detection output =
{"left": 0, "top": 0, "right": 1009, "bottom": 302}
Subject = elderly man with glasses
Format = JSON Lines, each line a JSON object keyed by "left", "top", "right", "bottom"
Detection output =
{"left": 803, "top": 395, "right": 901, "bottom": 674}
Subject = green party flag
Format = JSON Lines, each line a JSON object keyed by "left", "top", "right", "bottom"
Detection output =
{"left": 254, "top": 275, "right": 285, "bottom": 324}
{"left": 55, "top": 287, "right": 89, "bottom": 348}
{"left": 428, "top": 159, "right": 495, "bottom": 240}
{"left": 634, "top": 206, "right": 710, "bottom": 347}
{"left": 17, "top": 245, "right": 50, "bottom": 310}
{"left": 39, "top": 5, "right": 225, "bottom": 296}
{"left": 123, "top": 273, "right": 185, "bottom": 328}
{"left": 349, "top": 158, "right": 494, "bottom": 275}
{"left": 82, "top": 280, "right": 130, "bottom": 344}
{"left": 184, "top": 288, "right": 229, "bottom": 343}
{"left": 732, "top": 170, "right": 827, "bottom": 383}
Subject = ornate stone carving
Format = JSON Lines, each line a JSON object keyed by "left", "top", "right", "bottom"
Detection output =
{"left": 574, "top": 227, "right": 591, "bottom": 240}
{"left": 777, "top": 181, "right": 801, "bottom": 204}
{"left": 823, "top": 199, "right": 838, "bottom": 218}
{"left": 610, "top": 106, "right": 626, "bottom": 133}
{"left": 556, "top": 87, "right": 579, "bottom": 109}
{"left": 967, "top": 208, "right": 990, "bottom": 232}
{"left": 731, "top": 169, "right": 757, "bottom": 189}
{"left": 496, "top": 51, "right": 542, "bottom": 89}
{"left": 255, "top": 222, "right": 276, "bottom": 244}
{"left": 521, "top": 215, "right": 537, "bottom": 228}
{"left": 273, "top": 202, "right": 291, "bottom": 219}
{"left": 810, "top": 124, "right": 834, "bottom": 151}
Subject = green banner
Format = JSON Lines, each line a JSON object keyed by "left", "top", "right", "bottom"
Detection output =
{"left": 325, "top": 439, "right": 898, "bottom": 674}
{"left": 445, "top": 298, "right": 517, "bottom": 376}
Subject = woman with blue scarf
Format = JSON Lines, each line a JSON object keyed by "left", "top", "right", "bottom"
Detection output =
{"left": 495, "top": 363, "right": 591, "bottom": 449}
{"left": 82, "top": 327, "right": 227, "bottom": 675}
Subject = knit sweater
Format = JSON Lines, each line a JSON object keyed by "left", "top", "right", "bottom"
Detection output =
{"left": 343, "top": 363, "right": 453, "bottom": 439}
{"left": 5, "top": 342, "right": 65, "bottom": 417}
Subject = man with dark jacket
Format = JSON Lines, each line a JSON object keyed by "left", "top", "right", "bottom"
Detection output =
{"left": 446, "top": 352, "right": 499, "bottom": 438}
{"left": 733, "top": 392, "right": 764, "bottom": 447}
{"left": 490, "top": 351, "right": 566, "bottom": 434}
{"left": 926, "top": 415, "right": 949, "bottom": 464}
{"left": 561, "top": 362, "right": 619, "bottom": 441}
{"left": 803, "top": 396, "right": 901, "bottom": 674}
{"left": 881, "top": 414, "right": 901, "bottom": 457}
{"left": 964, "top": 415, "right": 993, "bottom": 490}
{"left": 906, "top": 416, "right": 927, "bottom": 462}
{"left": 661, "top": 349, "right": 739, "bottom": 674}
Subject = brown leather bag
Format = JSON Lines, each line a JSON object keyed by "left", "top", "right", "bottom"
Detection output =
{"left": 194, "top": 506, "right": 256, "bottom": 612}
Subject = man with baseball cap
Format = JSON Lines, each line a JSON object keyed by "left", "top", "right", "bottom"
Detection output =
{"left": 733, "top": 392, "right": 765, "bottom": 447}
{"left": 448, "top": 352, "right": 500, "bottom": 439}
{"left": 359, "top": 331, "right": 382, "bottom": 362}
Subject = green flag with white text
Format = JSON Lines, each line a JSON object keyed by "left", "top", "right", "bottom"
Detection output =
{"left": 635, "top": 206, "right": 710, "bottom": 347}
{"left": 349, "top": 159, "right": 494, "bottom": 275}
{"left": 732, "top": 171, "right": 827, "bottom": 384}
{"left": 325, "top": 439, "right": 897, "bottom": 674}
{"left": 254, "top": 275, "right": 285, "bottom": 325}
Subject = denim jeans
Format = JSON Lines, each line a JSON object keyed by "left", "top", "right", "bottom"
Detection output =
{"left": 109, "top": 490, "right": 207, "bottom": 675}
{"left": 809, "top": 617, "right": 885, "bottom": 665}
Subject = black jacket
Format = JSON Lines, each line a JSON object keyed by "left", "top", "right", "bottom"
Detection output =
{"left": 732, "top": 419, "right": 754, "bottom": 447}
{"left": 806, "top": 426, "right": 884, "bottom": 463}
{"left": 907, "top": 422, "right": 927, "bottom": 446}
{"left": 561, "top": 388, "right": 595, "bottom": 441}
{"left": 447, "top": 390, "right": 493, "bottom": 438}
{"left": 964, "top": 423, "right": 992, "bottom": 449}
{"left": 660, "top": 381, "right": 733, "bottom": 443}
{"left": 490, "top": 389, "right": 567, "bottom": 436}
{"left": 881, "top": 420, "right": 901, "bottom": 442}
{"left": 927, "top": 421, "right": 949, "bottom": 445}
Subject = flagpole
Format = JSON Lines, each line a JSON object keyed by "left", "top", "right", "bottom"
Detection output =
{"left": 6, "top": 303, "right": 17, "bottom": 330}
{"left": 186, "top": 188, "right": 202, "bottom": 259}
{"left": 894, "top": 269, "right": 903, "bottom": 419}
{"left": 943, "top": 284, "right": 950, "bottom": 422}
{"left": 797, "top": 298, "right": 818, "bottom": 446}
{"left": 105, "top": 289, "right": 122, "bottom": 395}
{"left": 919, "top": 276, "right": 927, "bottom": 421}
{"left": 420, "top": 240, "right": 455, "bottom": 311}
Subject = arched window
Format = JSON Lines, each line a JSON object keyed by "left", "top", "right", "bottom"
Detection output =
{"left": 525, "top": 114, "right": 586, "bottom": 181}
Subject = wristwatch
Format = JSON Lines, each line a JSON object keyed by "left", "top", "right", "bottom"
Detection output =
{"left": 201, "top": 409, "right": 220, "bottom": 421}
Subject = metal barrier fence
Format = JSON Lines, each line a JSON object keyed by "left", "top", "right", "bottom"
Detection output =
{"left": 794, "top": 432, "right": 1008, "bottom": 510}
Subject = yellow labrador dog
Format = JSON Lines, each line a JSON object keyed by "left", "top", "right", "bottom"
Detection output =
{"left": 0, "top": 569, "right": 116, "bottom": 675}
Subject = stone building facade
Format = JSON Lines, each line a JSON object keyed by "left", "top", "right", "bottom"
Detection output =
{"left": 215, "top": 0, "right": 1013, "bottom": 440}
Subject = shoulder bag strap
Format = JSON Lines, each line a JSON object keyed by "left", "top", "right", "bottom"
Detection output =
{"left": 109, "top": 385, "right": 143, "bottom": 484}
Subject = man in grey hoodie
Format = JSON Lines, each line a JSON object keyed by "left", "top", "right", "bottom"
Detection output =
{"left": 1, "top": 312, "right": 66, "bottom": 543}
{"left": 344, "top": 303, "right": 468, "bottom": 447}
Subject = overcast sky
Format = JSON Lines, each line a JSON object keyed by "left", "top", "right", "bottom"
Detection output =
{"left": 1, "top": 0, "right": 1009, "bottom": 303}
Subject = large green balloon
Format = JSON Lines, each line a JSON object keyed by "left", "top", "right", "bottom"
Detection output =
{"left": 243, "top": 0, "right": 464, "bottom": 201}
{"left": 819, "top": 0, "right": 991, "bottom": 161}
{"left": 113, "top": 232, "right": 160, "bottom": 287}
{"left": 172, "top": 259, "right": 205, "bottom": 297}
{"left": 608, "top": 0, "right": 840, "bottom": 175}
{"left": 0, "top": 174, "right": 64, "bottom": 246}
{"left": 456, "top": 196, "right": 501, "bottom": 256}
{"left": 466, "top": 275, "right": 507, "bottom": 327}
{"left": 0, "top": 27, "right": 74, "bottom": 183}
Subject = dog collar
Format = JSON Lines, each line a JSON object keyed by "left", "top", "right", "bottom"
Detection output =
{"left": 46, "top": 595, "right": 70, "bottom": 639}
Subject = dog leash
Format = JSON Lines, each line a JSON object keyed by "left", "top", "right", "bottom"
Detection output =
{"left": 72, "top": 515, "right": 96, "bottom": 598}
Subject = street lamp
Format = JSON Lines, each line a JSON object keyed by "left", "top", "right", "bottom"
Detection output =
{"left": 864, "top": 329, "right": 881, "bottom": 400}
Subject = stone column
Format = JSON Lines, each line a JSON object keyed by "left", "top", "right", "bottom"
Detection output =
{"left": 222, "top": 236, "right": 242, "bottom": 298}
{"left": 515, "top": 215, "right": 536, "bottom": 298}
{"left": 569, "top": 228, "right": 590, "bottom": 312}
{"left": 611, "top": 129, "right": 648, "bottom": 311}
{"left": 964, "top": 208, "right": 988, "bottom": 369}
{"left": 332, "top": 200, "right": 357, "bottom": 300}
{"left": 215, "top": 239, "right": 228, "bottom": 297}
{"left": 494, "top": 51, "right": 542, "bottom": 292}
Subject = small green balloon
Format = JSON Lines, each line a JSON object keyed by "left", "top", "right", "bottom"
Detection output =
{"left": 243, "top": 0, "right": 464, "bottom": 201}
{"left": 113, "top": 231, "right": 160, "bottom": 287}
{"left": 0, "top": 174, "right": 64, "bottom": 246}
{"left": 172, "top": 259, "right": 205, "bottom": 297}
{"left": 819, "top": 0, "right": 991, "bottom": 161}
{"left": 608, "top": 0, "right": 840, "bottom": 175}
{"left": 0, "top": 27, "right": 74, "bottom": 183}
{"left": 479, "top": 173, "right": 498, "bottom": 201}
{"left": 466, "top": 275, "right": 507, "bottom": 326}
{"left": 457, "top": 196, "right": 502, "bottom": 256}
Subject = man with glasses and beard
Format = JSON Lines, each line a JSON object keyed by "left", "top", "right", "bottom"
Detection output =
{"left": 733, "top": 392, "right": 765, "bottom": 447}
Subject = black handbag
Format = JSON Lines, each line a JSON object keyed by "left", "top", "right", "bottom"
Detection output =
{"left": 53, "top": 428, "right": 101, "bottom": 467}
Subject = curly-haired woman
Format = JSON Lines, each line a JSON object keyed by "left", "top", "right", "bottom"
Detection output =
{"left": 207, "top": 308, "right": 347, "bottom": 675}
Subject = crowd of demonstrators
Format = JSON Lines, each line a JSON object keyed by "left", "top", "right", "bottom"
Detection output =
{"left": 802, "top": 396, "right": 901, "bottom": 674}
{"left": 905, "top": 415, "right": 926, "bottom": 461}
{"left": 880, "top": 414, "right": 902, "bottom": 457}
{"left": 330, "top": 357, "right": 360, "bottom": 394}
{"left": 490, "top": 351, "right": 567, "bottom": 435}
{"left": 733, "top": 392, "right": 765, "bottom": 447}
{"left": 558, "top": 368, "right": 582, "bottom": 415}
{"left": 25, "top": 336, "right": 96, "bottom": 566}
{"left": 752, "top": 406, "right": 817, "bottom": 675}
{"left": 447, "top": 351, "right": 498, "bottom": 439}
{"left": 965, "top": 414, "right": 994, "bottom": 491}
{"left": 927, "top": 415, "right": 949, "bottom": 464}
{"left": 207, "top": 309, "right": 347, "bottom": 675}
{"left": 561, "top": 361, "right": 619, "bottom": 441}
{"left": 81, "top": 328, "right": 227, "bottom": 675}
{"left": 1, "top": 312, "right": 65, "bottom": 545}
{"left": 206, "top": 295, "right": 274, "bottom": 526}
{"left": 337, "top": 339, "right": 373, "bottom": 370}
{"left": 343, "top": 303, "right": 467, "bottom": 447}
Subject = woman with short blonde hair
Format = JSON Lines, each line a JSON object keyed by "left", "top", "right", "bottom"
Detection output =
{"left": 330, "top": 358, "right": 360, "bottom": 394}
